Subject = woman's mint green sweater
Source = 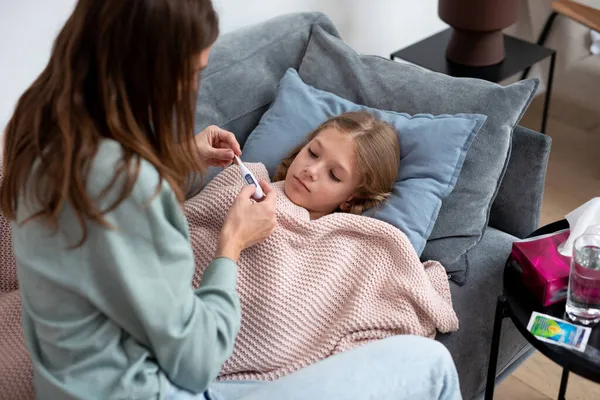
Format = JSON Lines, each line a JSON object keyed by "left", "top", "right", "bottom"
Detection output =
{"left": 11, "top": 139, "right": 241, "bottom": 399}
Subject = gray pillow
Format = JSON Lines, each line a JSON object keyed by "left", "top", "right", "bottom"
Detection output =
{"left": 298, "top": 25, "right": 538, "bottom": 280}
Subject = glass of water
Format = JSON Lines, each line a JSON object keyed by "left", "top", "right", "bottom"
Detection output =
{"left": 566, "top": 233, "right": 600, "bottom": 325}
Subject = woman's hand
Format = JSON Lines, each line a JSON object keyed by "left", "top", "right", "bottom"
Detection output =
{"left": 217, "top": 181, "right": 277, "bottom": 262}
{"left": 194, "top": 125, "right": 241, "bottom": 168}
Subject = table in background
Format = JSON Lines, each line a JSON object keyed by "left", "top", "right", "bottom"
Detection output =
{"left": 485, "top": 219, "right": 600, "bottom": 400}
{"left": 390, "top": 29, "right": 556, "bottom": 134}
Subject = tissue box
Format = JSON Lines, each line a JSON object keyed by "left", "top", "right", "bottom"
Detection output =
{"left": 510, "top": 229, "right": 571, "bottom": 306}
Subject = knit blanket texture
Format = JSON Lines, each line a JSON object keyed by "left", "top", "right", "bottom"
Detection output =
{"left": 185, "top": 163, "right": 459, "bottom": 382}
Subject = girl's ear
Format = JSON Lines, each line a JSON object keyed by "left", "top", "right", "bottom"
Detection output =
{"left": 339, "top": 195, "right": 355, "bottom": 212}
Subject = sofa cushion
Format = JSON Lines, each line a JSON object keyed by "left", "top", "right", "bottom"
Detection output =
{"left": 298, "top": 25, "right": 538, "bottom": 280}
{"left": 241, "top": 68, "right": 486, "bottom": 255}
{"left": 436, "top": 227, "right": 532, "bottom": 399}
{"left": 194, "top": 13, "right": 340, "bottom": 147}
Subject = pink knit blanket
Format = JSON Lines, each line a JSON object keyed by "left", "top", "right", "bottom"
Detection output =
{"left": 185, "top": 163, "right": 459, "bottom": 382}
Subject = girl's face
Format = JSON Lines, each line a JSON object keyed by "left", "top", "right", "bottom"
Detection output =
{"left": 284, "top": 128, "right": 361, "bottom": 219}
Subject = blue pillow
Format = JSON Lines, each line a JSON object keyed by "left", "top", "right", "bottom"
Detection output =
{"left": 241, "top": 68, "right": 486, "bottom": 254}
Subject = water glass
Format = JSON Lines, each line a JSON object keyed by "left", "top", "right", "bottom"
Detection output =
{"left": 566, "top": 233, "right": 600, "bottom": 325}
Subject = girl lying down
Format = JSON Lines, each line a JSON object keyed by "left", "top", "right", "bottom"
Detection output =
{"left": 184, "top": 111, "right": 459, "bottom": 382}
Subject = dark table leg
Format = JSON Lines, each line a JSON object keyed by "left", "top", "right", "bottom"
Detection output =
{"left": 485, "top": 295, "right": 508, "bottom": 400}
{"left": 541, "top": 52, "right": 556, "bottom": 134}
{"left": 521, "top": 12, "right": 558, "bottom": 80}
{"left": 557, "top": 367, "right": 569, "bottom": 400}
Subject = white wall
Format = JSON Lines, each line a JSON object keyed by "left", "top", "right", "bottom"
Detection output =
{"left": 214, "top": 0, "right": 447, "bottom": 58}
{"left": 0, "top": 0, "right": 77, "bottom": 134}
{"left": 0, "top": 0, "right": 446, "bottom": 133}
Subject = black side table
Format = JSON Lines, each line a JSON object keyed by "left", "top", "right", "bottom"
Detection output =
{"left": 485, "top": 219, "right": 600, "bottom": 400}
{"left": 390, "top": 29, "right": 557, "bottom": 134}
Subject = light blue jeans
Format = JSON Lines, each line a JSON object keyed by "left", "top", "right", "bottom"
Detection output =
{"left": 165, "top": 335, "right": 462, "bottom": 400}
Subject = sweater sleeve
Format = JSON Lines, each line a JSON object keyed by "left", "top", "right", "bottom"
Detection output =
{"left": 83, "top": 164, "right": 241, "bottom": 394}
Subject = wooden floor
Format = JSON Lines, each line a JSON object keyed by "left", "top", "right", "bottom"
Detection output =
{"left": 494, "top": 95, "right": 600, "bottom": 399}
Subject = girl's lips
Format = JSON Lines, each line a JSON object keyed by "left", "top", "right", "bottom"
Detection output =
{"left": 294, "top": 176, "right": 310, "bottom": 192}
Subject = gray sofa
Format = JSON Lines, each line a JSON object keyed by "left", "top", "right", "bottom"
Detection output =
{"left": 192, "top": 12, "right": 552, "bottom": 400}
{"left": 0, "top": 11, "right": 551, "bottom": 400}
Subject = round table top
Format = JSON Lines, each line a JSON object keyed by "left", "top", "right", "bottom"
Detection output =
{"left": 504, "top": 219, "right": 600, "bottom": 382}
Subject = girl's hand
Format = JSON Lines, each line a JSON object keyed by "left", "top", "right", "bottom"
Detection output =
{"left": 217, "top": 181, "right": 277, "bottom": 262}
{"left": 195, "top": 125, "right": 242, "bottom": 168}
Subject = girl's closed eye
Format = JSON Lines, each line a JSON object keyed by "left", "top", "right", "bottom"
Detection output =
{"left": 307, "top": 146, "right": 339, "bottom": 181}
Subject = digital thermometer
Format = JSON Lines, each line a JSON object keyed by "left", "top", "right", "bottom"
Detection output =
{"left": 234, "top": 156, "right": 264, "bottom": 200}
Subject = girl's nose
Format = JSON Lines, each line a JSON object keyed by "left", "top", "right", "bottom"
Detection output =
{"left": 303, "top": 165, "right": 318, "bottom": 181}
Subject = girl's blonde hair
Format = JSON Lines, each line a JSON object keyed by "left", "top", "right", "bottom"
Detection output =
{"left": 274, "top": 111, "right": 401, "bottom": 214}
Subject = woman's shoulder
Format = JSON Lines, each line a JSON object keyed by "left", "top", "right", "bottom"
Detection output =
{"left": 87, "top": 139, "right": 175, "bottom": 208}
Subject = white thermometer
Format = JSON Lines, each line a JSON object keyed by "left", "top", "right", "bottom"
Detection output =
{"left": 234, "top": 156, "right": 264, "bottom": 200}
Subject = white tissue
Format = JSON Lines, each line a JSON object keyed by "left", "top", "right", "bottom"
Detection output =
{"left": 591, "top": 30, "right": 600, "bottom": 56}
{"left": 558, "top": 197, "right": 600, "bottom": 257}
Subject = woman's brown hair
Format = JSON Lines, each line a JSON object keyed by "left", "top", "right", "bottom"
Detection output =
{"left": 0, "top": 0, "right": 218, "bottom": 246}
{"left": 274, "top": 111, "right": 401, "bottom": 214}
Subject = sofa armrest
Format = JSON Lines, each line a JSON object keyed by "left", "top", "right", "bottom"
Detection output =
{"left": 194, "top": 11, "right": 341, "bottom": 146}
{"left": 488, "top": 125, "right": 552, "bottom": 238}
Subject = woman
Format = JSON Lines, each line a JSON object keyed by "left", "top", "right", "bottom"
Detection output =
{"left": 0, "top": 1, "right": 462, "bottom": 399}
